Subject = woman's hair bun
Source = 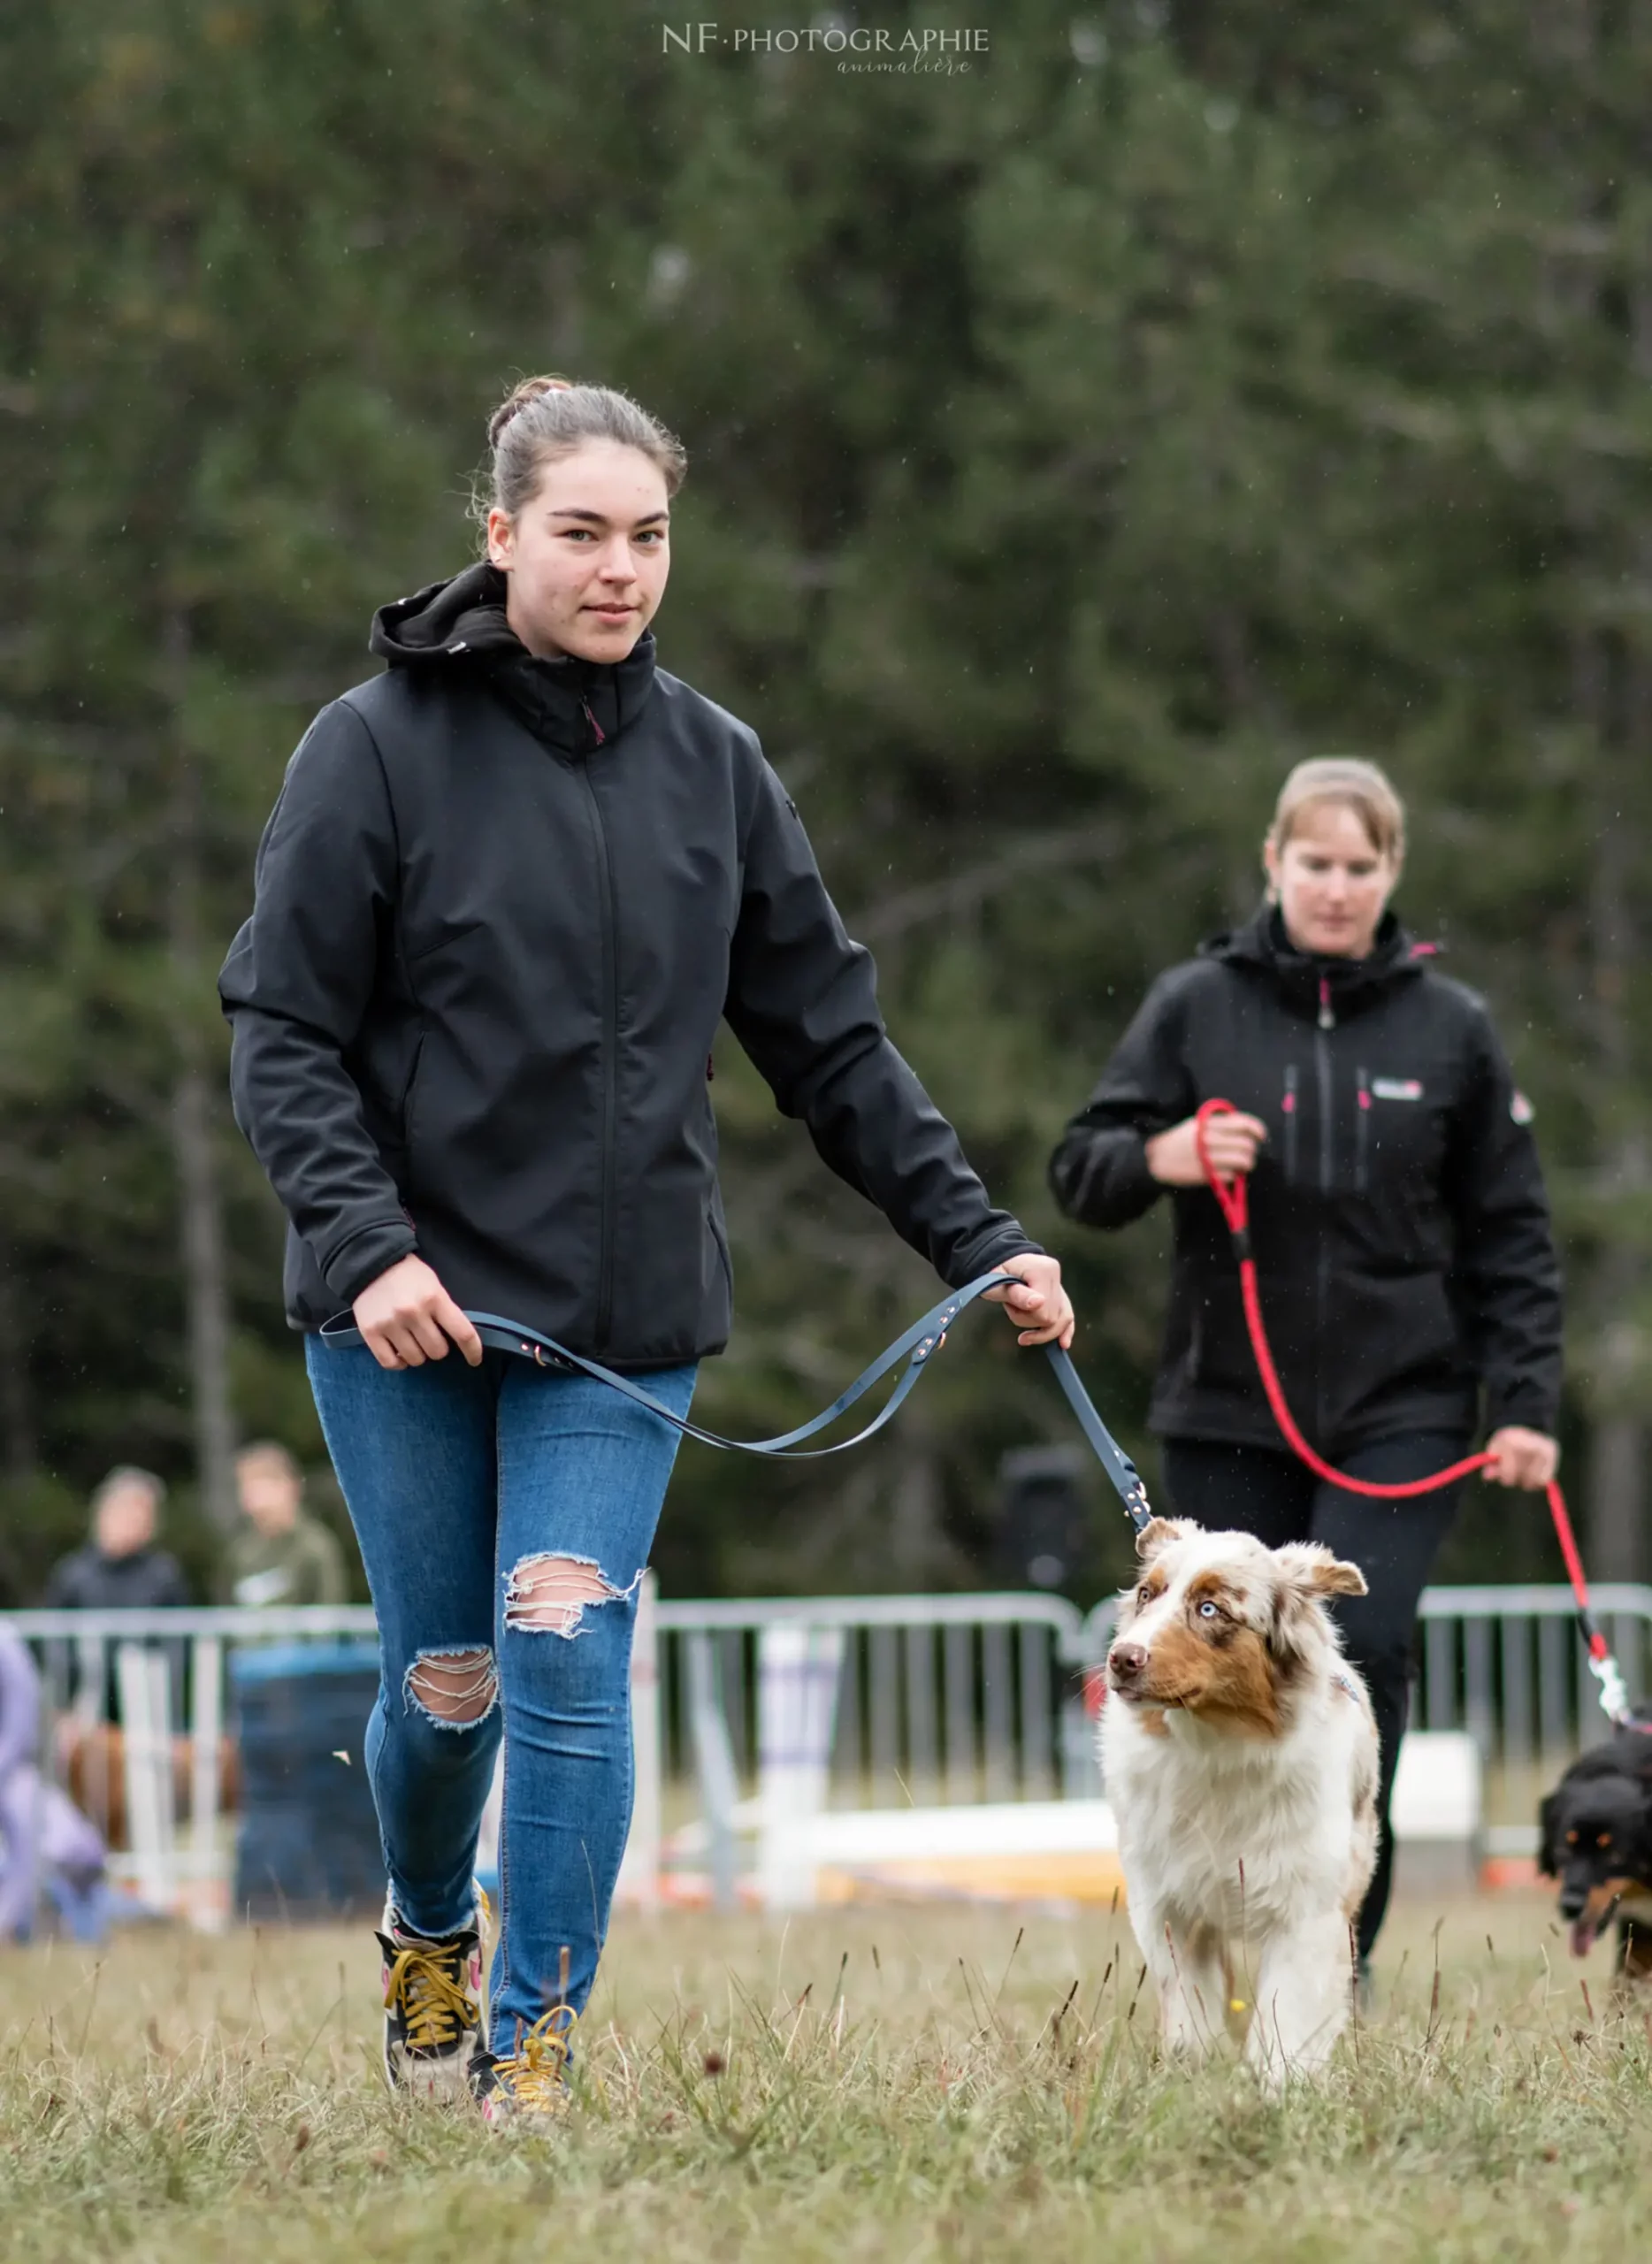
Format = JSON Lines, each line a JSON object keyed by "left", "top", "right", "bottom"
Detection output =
{"left": 474, "top": 373, "right": 688, "bottom": 542}
{"left": 487, "top": 375, "right": 575, "bottom": 451}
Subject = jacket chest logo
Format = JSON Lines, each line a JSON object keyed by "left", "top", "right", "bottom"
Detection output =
{"left": 1370, "top": 1077, "right": 1423, "bottom": 1102}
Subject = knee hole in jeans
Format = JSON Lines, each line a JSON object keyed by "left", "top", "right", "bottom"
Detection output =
{"left": 404, "top": 1646, "right": 499, "bottom": 1726}
{"left": 503, "top": 1552, "right": 642, "bottom": 1640}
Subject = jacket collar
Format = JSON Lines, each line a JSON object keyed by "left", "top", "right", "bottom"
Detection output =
{"left": 369, "top": 562, "right": 657, "bottom": 757}
{"left": 1201, "top": 903, "right": 1433, "bottom": 1022}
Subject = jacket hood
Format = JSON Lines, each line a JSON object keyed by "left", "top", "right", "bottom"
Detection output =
{"left": 1200, "top": 903, "right": 1434, "bottom": 1021}
{"left": 370, "top": 562, "right": 656, "bottom": 755}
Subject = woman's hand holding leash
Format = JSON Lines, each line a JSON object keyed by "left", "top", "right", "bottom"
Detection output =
{"left": 983, "top": 1253, "right": 1075, "bottom": 1349}
{"left": 1146, "top": 1112, "right": 1268, "bottom": 1187}
{"left": 354, "top": 1255, "right": 485, "bottom": 1370}
{"left": 1483, "top": 1425, "right": 1559, "bottom": 1489}
{"left": 351, "top": 1249, "right": 1071, "bottom": 1365}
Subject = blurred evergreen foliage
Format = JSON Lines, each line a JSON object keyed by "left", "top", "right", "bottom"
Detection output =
{"left": 0, "top": 1, "right": 1648, "bottom": 1602}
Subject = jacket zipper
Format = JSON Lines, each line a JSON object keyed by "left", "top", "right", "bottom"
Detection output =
{"left": 1356, "top": 1064, "right": 1371, "bottom": 1192}
{"left": 1314, "top": 977, "right": 1335, "bottom": 1442}
{"left": 1282, "top": 1064, "right": 1298, "bottom": 1183}
{"left": 577, "top": 756, "right": 621, "bottom": 1350}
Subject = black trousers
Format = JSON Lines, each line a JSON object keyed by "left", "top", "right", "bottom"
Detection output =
{"left": 1159, "top": 1433, "right": 1466, "bottom": 1962}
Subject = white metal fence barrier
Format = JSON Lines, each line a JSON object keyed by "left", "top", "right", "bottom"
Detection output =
{"left": 2, "top": 1581, "right": 1647, "bottom": 1922}
{"left": 1414, "top": 1584, "right": 1652, "bottom": 1767}
{"left": 654, "top": 1592, "right": 1096, "bottom": 1810}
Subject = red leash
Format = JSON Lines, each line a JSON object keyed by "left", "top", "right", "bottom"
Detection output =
{"left": 1193, "top": 1097, "right": 1633, "bottom": 1727}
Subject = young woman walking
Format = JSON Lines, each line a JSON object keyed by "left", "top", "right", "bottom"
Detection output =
{"left": 1050, "top": 758, "right": 1562, "bottom": 1974}
{"left": 221, "top": 378, "right": 1072, "bottom": 2121}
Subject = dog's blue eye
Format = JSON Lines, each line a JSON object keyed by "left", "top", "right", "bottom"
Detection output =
{"left": 1197, "top": 1600, "right": 1220, "bottom": 1619}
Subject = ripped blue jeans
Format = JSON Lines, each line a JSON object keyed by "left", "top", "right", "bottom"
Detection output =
{"left": 305, "top": 1339, "right": 696, "bottom": 2048}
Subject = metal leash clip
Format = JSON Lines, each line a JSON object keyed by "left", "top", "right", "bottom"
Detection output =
{"left": 1588, "top": 1649, "right": 1633, "bottom": 1730}
{"left": 524, "top": 1341, "right": 577, "bottom": 1373}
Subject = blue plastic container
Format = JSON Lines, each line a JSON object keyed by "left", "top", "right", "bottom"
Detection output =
{"left": 231, "top": 1641, "right": 384, "bottom": 1921}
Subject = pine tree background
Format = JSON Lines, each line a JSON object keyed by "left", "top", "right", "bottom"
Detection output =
{"left": 1, "top": 1, "right": 1647, "bottom": 1605}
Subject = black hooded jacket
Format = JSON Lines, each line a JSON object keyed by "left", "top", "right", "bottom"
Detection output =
{"left": 1049, "top": 906, "right": 1562, "bottom": 1454}
{"left": 43, "top": 1544, "right": 190, "bottom": 1614}
{"left": 218, "top": 564, "right": 1036, "bottom": 1365}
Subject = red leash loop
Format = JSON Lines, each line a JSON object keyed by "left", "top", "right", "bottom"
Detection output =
{"left": 1193, "top": 1100, "right": 1489, "bottom": 1501}
{"left": 1193, "top": 1098, "right": 1631, "bottom": 1721}
{"left": 1195, "top": 1097, "right": 1253, "bottom": 1243}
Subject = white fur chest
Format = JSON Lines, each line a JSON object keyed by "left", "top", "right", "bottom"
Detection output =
{"left": 1102, "top": 1689, "right": 1365, "bottom": 1939}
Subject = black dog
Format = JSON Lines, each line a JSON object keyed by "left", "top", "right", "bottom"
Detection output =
{"left": 1538, "top": 1721, "right": 1652, "bottom": 1979}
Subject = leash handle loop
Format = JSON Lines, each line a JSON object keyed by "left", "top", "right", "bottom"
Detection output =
{"left": 322, "top": 1271, "right": 1014, "bottom": 1461}
{"left": 320, "top": 1275, "right": 1155, "bottom": 1530}
{"left": 1193, "top": 1098, "right": 1250, "bottom": 1245}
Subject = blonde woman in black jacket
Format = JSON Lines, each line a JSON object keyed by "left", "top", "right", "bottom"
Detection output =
{"left": 1051, "top": 758, "right": 1561, "bottom": 1964}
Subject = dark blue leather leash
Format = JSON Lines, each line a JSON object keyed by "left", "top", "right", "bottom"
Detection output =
{"left": 321, "top": 1269, "right": 1154, "bottom": 1533}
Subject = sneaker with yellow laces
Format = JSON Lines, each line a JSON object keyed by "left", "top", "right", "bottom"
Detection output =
{"left": 469, "top": 2008, "right": 577, "bottom": 2128}
{"left": 377, "top": 1886, "right": 489, "bottom": 2100}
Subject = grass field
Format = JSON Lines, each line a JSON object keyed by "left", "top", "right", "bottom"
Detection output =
{"left": 2, "top": 1892, "right": 1648, "bottom": 2263}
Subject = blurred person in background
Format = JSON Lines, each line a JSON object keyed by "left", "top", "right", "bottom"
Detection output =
{"left": 1050, "top": 757, "right": 1563, "bottom": 1977}
{"left": 220, "top": 373, "right": 1074, "bottom": 2122}
{"left": 44, "top": 1467, "right": 189, "bottom": 1616}
{"left": 0, "top": 1625, "right": 44, "bottom": 1941}
{"left": 43, "top": 1466, "right": 190, "bottom": 1799}
{"left": 0, "top": 1625, "right": 108, "bottom": 1944}
{"left": 227, "top": 1441, "right": 347, "bottom": 1610}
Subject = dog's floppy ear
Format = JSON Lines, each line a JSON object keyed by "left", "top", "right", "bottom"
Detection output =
{"left": 1536, "top": 1789, "right": 1562, "bottom": 1879}
{"left": 1275, "top": 1541, "right": 1368, "bottom": 1601}
{"left": 1622, "top": 1786, "right": 1652, "bottom": 1880}
{"left": 1135, "top": 1516, "right": 1195, "bottom": 1565}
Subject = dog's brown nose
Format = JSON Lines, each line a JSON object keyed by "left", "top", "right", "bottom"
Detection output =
{"left": 1109, "top": 1641, "right": 1148, "bottom": 1682}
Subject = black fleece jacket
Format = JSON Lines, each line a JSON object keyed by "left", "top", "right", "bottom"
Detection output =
{"left": 43, "top": 1545, "right": 190, "bottom": 1613}
{"left": 219, "top": 565, "right": 1036, "bottom": 1364}
{"left": 1049, "top": 906, "right": 1562, "bottom": 1454}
